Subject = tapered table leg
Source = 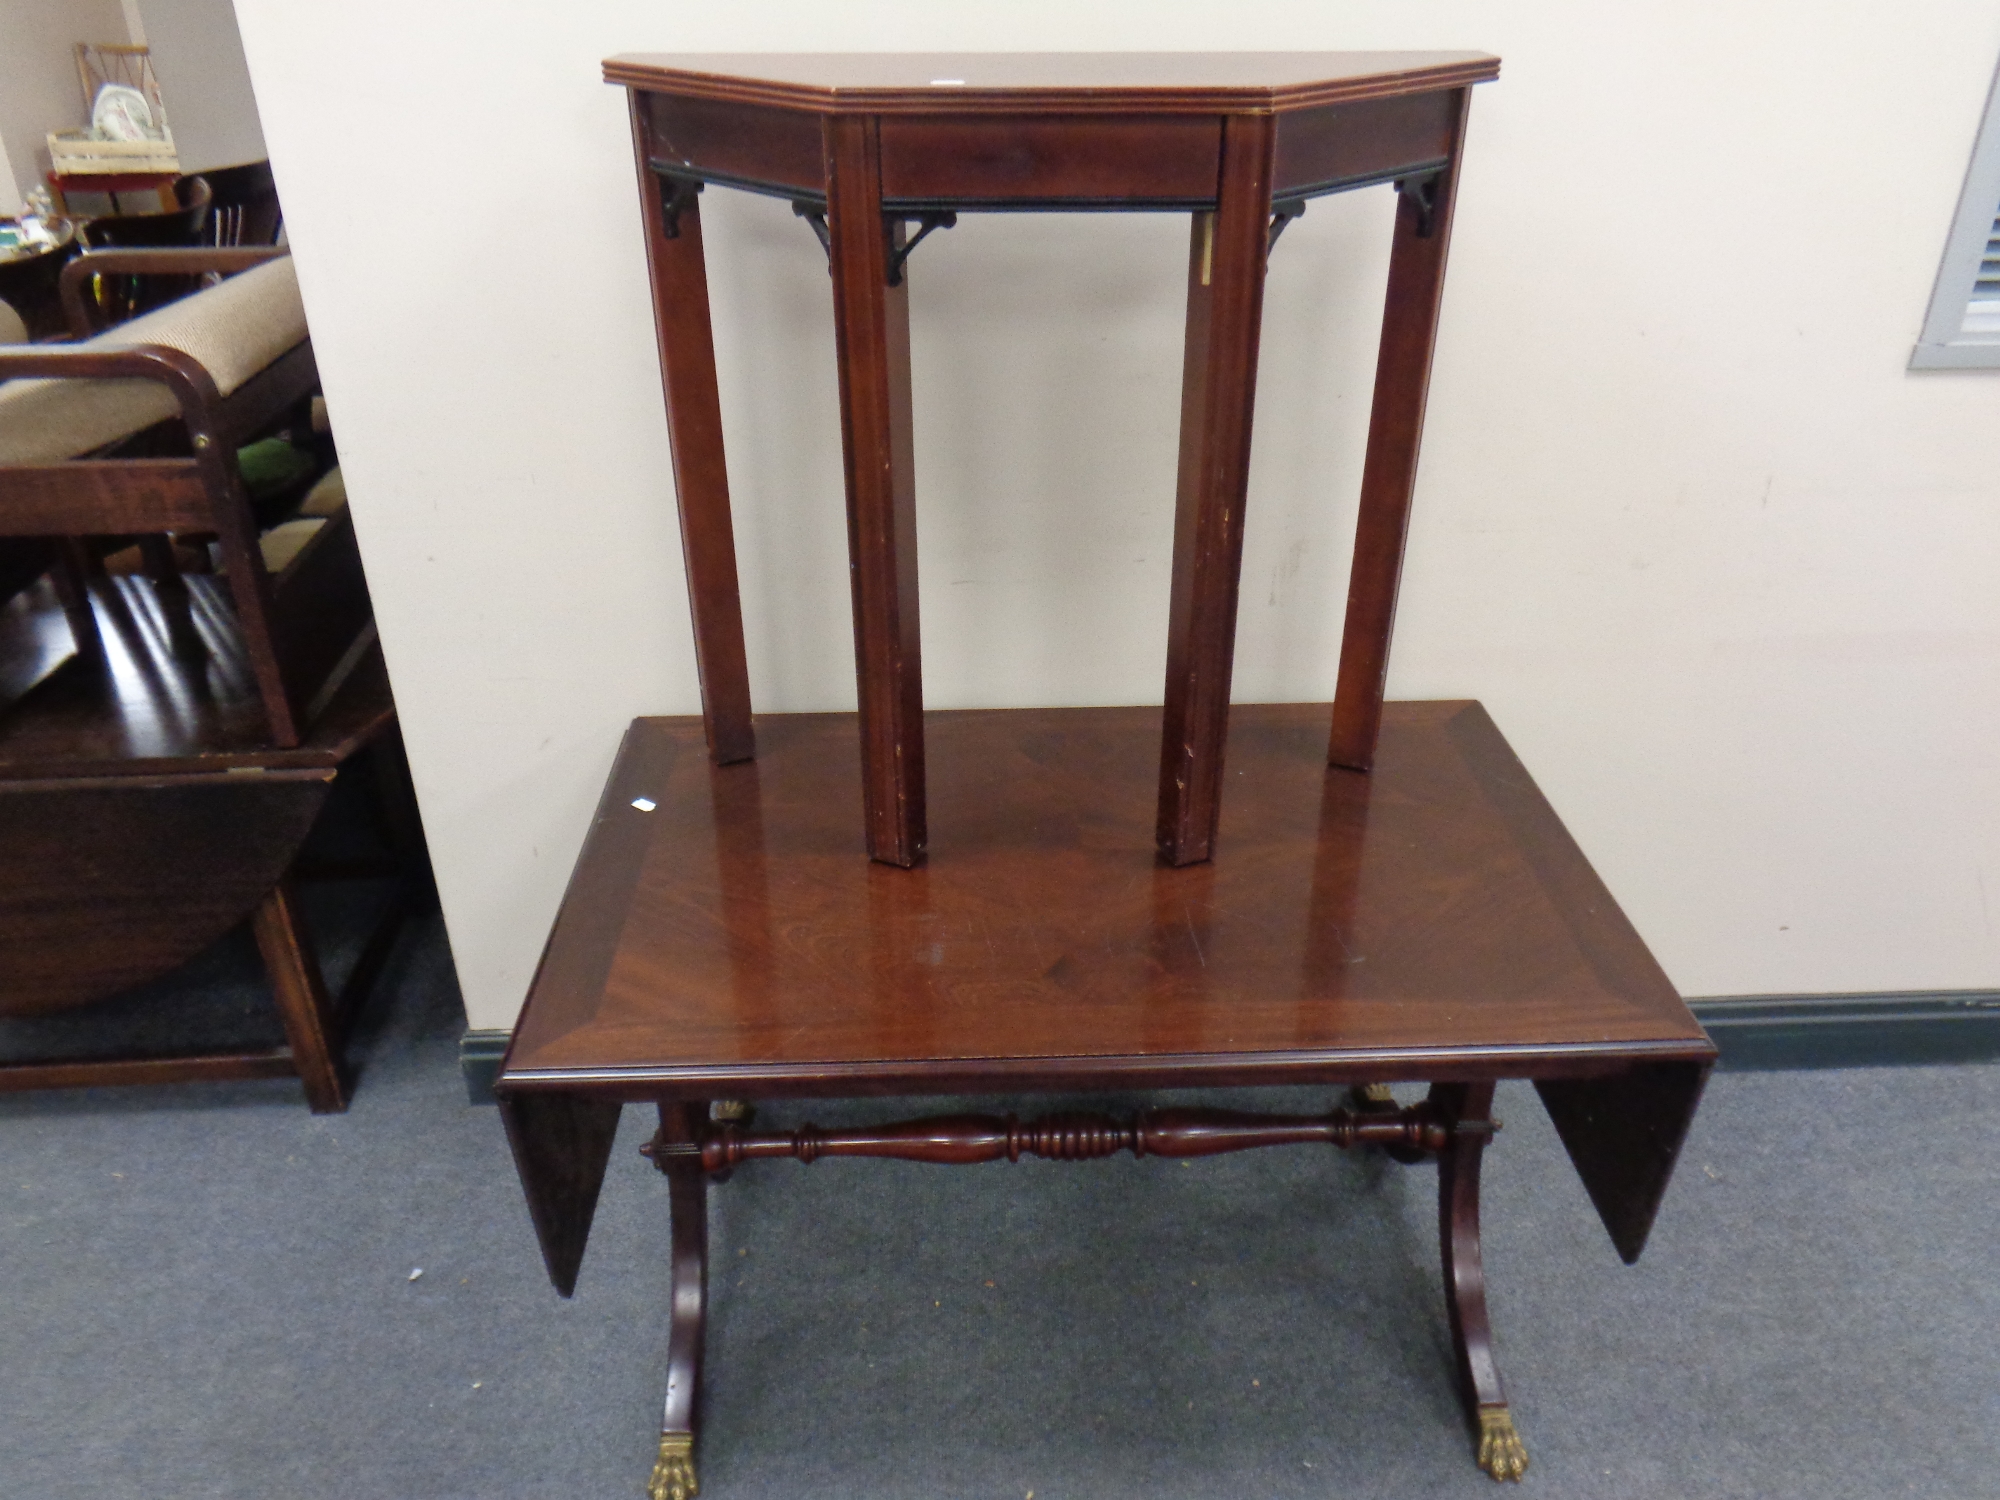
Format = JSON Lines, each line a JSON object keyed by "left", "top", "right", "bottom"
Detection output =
{"left": 825, "top": 115, "right": 925, "bottom": 867}
{"left": 1156, "top": 115, "right": 1276, "bottom": 866}
{"left": 630, "top": 94, "right": 754, "bottom": 766}
{"left": 1432, "top": 1079, "right": 1528, "bottom": 1482}
{"left": 1328, "top": 91, "right": 1471, "bottom": 772}
{"left": 650, "top": 1100, "right": 710, "bottom": 1500}
{"left": 250, "top": 878, "right": 347, "bottom": 1114}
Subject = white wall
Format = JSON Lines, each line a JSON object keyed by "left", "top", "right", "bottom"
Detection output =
{"left": 229, "top": 1, "right": 2000, "bottom": 1031}
{"left": 0, "top": 129, "right": 21, "bottom": 217}
{"left": 0, "top": 0, "right": 136, "bottom": 197}
{"left": 135, "top": 0, "right": 266, "bottom": 172}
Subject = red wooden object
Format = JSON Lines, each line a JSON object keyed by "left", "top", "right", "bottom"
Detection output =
{"left": 497, "top": 51, "right": 1719, "bottom": 1496}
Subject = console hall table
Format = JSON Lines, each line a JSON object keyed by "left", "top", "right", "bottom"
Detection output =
{"left": 498, "top": 53, "right": 1716, "bottom": 1498}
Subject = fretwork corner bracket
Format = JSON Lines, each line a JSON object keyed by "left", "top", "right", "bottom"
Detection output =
{"left": 641, "top": 1099, "right": 1495, "bottom": 1174}
{"left": 657, "top": 175, "right": 703, "bottom": 239}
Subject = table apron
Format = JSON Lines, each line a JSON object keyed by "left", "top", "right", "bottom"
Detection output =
{"left": 639, "top": 86, "right": 1466, "bottom": 213}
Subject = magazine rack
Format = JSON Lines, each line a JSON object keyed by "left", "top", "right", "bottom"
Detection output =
{"left": 498, "top": 53, "right": 1716, "bottom": 1499}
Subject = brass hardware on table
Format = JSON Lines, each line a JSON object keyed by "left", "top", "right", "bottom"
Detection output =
{"left": 1476, "top": 1407, "right": 1529, "bottom": 1482}
{"left": 647, "top": 1432, "right": 697, "bottom": 1500}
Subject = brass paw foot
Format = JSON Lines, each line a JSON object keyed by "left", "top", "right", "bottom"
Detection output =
{"left": 647, "top": 1432, "right": 698, "bottom": 1500}
{"left": 1476, "top": 1408, "right": 1528, "bottom": 1482}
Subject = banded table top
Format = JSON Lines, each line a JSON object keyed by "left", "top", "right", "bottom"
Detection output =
{"left": 502, "top": 702, "right": 1711, "bottom": 1099}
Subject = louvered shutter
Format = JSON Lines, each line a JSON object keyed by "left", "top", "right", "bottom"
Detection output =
{"left": 1913, "top": 61, "right": 2000, "bottom": 368}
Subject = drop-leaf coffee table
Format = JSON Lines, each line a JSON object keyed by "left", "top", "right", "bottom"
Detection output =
{"left": 497, "top": 52, "right": 1715, "bottom": 1498}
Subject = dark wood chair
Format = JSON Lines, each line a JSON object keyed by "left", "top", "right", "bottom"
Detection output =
{"left": 0, "top": 570, "right": 415, "bottom": 1114}
{"left": 0, "top": 243, "right": 419, "bottom": 1111}
{"left": 77, "top": 177, "right": 215, "bottom": 321}
{"left": 176, "top": 161, "right": 283, "bottom": 247}
{"left": 0, "top": 245, "right": 369, "bottom": 749}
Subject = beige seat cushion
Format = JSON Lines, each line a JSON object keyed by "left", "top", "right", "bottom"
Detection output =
{"left": 258, "top": 515, "right": 325, "bottom": 573}
{"left": 0, "top": 257, "right": 306, "bottom": 466}
{"left": 0, "top": 301, "right": 26, "bottom": 346}
{"left": 297, "top": 464, "right": 345, "bottom": 517}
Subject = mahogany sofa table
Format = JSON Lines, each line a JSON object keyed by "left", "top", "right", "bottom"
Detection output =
{"left": 498, "top": 52, "right": 1716, "bottom": 1499}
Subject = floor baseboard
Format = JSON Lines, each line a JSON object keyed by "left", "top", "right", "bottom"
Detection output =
{"left": 1687, "top": 991, "right": 2000, "bottom": 1071}
{"left": 457, "top": 991, "right": 2000, "bottom": 1104}
{"left": 459, "top": 1029, "right": 508, "bottom": 1105}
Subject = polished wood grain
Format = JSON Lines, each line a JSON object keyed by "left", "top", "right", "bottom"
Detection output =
{"left": 877, "top": 114, "right": 1222, "bottom": 208}
{"left": 643, "top": 92, "right": 824, "bottom": 200}
{"left": 0, "top": 574, "right": 78, "bottom": 709}
{"left": 617, "top": 56, "right": 1495, "bottom": 859}
{"left": 826, "top": 116, "right": 926, "bottom": 867}
{"left": 605, "top": 52, "right": 1501, "bottom": 115}
{"left": 1272, "top": 89, "right": 1458, "bottom": 198}
{"left": 1328, "top": 92, "right": 1469, "bottom": 771}
{"left": 0, "top": 576, "right": 391, "bottom": 778}
{"left": 0, "top": 459, "right": 212, "bottom": 534}
{"left": 1156, "top": 115, "right": 1276, "bottom": 866}
{"left": 630, "top": 95, "right": 754, "bottom": 764}
{"left": 504, "top": 703, "right": 1712, "bottom": 1096}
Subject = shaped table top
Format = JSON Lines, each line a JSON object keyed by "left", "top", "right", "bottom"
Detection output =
{"left": 605, "top": 51, "right": 1500, "bottom": 113}
{"left": 502, "top": 701, "right": 1710, "bottom": 1098}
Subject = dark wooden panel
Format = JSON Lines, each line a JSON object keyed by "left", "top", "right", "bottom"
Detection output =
{"left": 643, "top": 90, "right": 823, "bottom": 197}
{"left": 503, "top": 703, "right": 1714, "bottom": 1097}
{"left": 0, "top": 770, "right": 332, "bottom": 1014}
{"left": 1537, "top": 1060, "right": 1712, "bottom": 1264}
{"left": 0, "top": 460, "right": 211, "bottom": 535}
{"left": 0, "top": 575, "right": 77, "bottom": 711}
{"left": 1274, "top": 89, "right": 1457, "bottom": 197}
{"left": 497, "top": 1089, "right": 624, "bottom": 1296}
{"left": 879, "top": 114, "right": 1221, "bottom": 207}
{"left": 0, "top": 576, "right": 395, "bottom": 778}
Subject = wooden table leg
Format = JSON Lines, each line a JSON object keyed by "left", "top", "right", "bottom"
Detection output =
{"left": 650, "top": 1100, "right": 711, "bottom": 1500}
{"left": 1156, "top": 114, "right": 1276, "bottom": 866}
{"left": 1328, "top": 90, "right": 1471, "bottom": 772}
{"left": 826, "top": 115, "right": 925, "bottom": 867}
{"left": 1431, "top": 1079, "right": 1528, "bottom": 1482}
{"left": 630, "top": 93, "right": 755, "bottom": 766}
{"left": 249, "top": 877, "right": 347, "bottom": 1114}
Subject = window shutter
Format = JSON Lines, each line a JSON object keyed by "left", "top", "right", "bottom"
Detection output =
{"left": 1913, "top": 60, "right": 2000, "bottom": 369}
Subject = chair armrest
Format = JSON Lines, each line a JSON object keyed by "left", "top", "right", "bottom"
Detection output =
{"left": 0, "top": 343, "right": 225, "bottom": 444}
{"left": 60, "top": 248, "right": 291, "bottom": 338}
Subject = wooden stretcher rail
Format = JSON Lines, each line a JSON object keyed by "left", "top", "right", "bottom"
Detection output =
{"left": 641, "top": 1099, "right": 1495, "bottom": 1172}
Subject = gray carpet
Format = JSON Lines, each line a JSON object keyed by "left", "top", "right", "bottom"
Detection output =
{"left": 3, "top": 916, "right": 1994, "bottom": 1500}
